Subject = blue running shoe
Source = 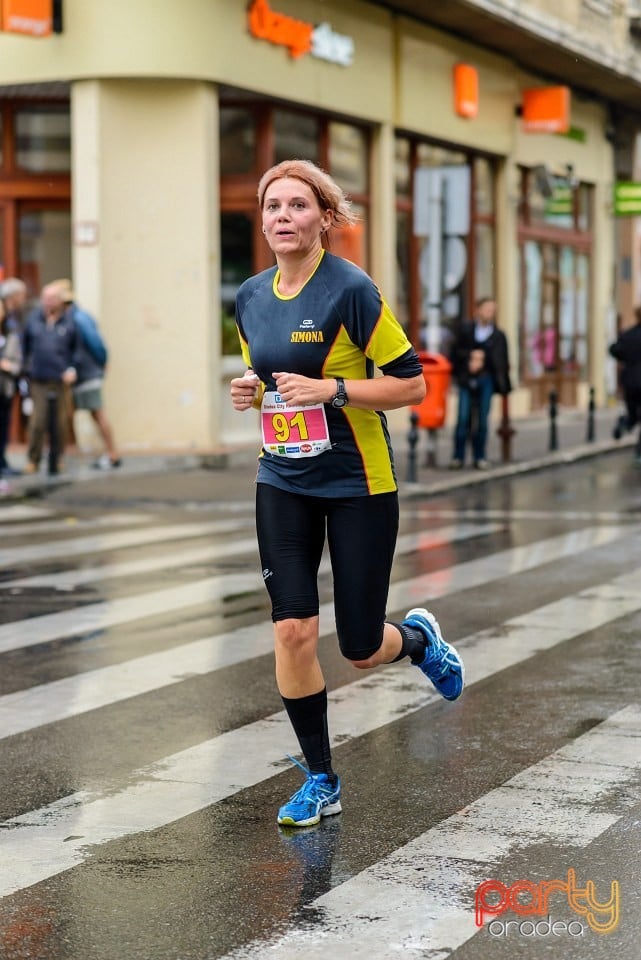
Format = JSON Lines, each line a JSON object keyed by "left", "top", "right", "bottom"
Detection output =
{"left": 277, "top": 756, "right": 342, "bottom": 827}
{"left": 403, "top": 607, "right": 465, "bottom": 701}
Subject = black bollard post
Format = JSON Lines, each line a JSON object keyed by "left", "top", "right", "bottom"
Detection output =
{"left": 496, "top": 394, "right": 516, "bottom": 463}
{"left": 548, "top": 390, "right": 558, "bottom": 452}
{"left": 407, "top": 410, "right": 419, "bottom": 482}
{"left": 586, "top": 386, "right": 596, "bottom": 443}
{"left": 424, "top": 428, "right": 437, "bottom": 468}
{"left": 47, "top": 389, "right": 59, "bottom": 475}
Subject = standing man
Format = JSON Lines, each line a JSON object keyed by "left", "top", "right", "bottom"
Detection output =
{"left": 54, "top": 280, "right": 121, "bottom": 470}
{"left": 22, "top": 283, "right": 78, "bottom": 475}
{"left": 449, "top": 297, "right": 511, "bottom": 470}
{"left": 610, "top": 305, "right": 641, "bottom": 462}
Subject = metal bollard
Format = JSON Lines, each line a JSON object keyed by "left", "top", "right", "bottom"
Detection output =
{"left": 548, "top": 390, "right": 558, "bottom": 452}
{"left": 407, "top": 410, "right": 419, "bottom": 482}
{"left": 496, "top": 394, "right": 516, "bottom": 463}
{"left": 586, "top": 386, "right": 596, "bottom": 443}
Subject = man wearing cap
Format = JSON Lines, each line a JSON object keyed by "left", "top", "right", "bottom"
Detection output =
{"left": 54, "top": 279, "right": 121, "bottom": 469}
{"left": 22, "top": 283, "right": 78, "bottom": 475}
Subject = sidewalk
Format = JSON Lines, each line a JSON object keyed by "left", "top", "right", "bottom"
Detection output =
{"left": 0, "top": 406, "right": 637, "bottom": 504}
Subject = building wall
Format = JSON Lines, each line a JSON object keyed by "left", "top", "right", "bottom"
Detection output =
{"left": 0, "top": 0, "right": 622, "bottom": 448}
{"left": 72, "top": 79, "right": 220, "bottom": 450}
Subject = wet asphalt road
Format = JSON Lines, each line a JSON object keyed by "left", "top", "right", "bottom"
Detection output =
{"left": 0, "top": 450, "right": 640, "bottom": 960}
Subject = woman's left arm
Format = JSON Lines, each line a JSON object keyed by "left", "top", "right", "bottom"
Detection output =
{"left": 272, "top": 370, "right": 425, "bottom": 410}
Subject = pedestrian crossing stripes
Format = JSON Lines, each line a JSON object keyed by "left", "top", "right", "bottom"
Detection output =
{"left": 223, "top": 705, "right": 641, "bottom": 959}
{"left": 0, "top": 524, "right": 633, "bottom": 736}
{"left": 1, "top": 562, "right": 640, "bottom": 898}
{"left": 0, "top": 501, "right": 639, "bottom": 958}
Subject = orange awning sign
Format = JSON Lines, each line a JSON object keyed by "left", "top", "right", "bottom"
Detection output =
{"left": 521, "top": 86, "right": 570, "bottom": 133}
{"left": 1, "top": 0, "right": 52, "bottom": 35}
{"left": 247, "top": 0, "right": 354, "bottom": 66}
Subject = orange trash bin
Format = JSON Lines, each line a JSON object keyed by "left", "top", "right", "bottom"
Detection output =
{"left": 412, "top": 352, "right": 452, "bottom": 429}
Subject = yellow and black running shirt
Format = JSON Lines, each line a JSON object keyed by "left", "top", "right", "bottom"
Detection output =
{"left": 236, "top": 251, "right": 421, "bottom": 497}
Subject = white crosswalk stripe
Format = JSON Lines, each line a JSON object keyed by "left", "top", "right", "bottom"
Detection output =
{"left": 0, "top": 502, "right": 639, "bottom": 960}
{"left": 224, "top": 705, "right": 641, "bottom": 959}
{"left": 1, "top": 565, "right": 640, "bottom": 898}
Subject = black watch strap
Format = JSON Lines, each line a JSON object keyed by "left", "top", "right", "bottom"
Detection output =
{"left": 331, "top": 377, "right": 348, "bottom": 408}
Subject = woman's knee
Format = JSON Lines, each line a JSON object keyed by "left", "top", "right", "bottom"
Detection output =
{"left": 274, "top": 617, "right": 318, "bottom": 658}
{"left": 339, "top": 629, "right": 384, "bottom": 669}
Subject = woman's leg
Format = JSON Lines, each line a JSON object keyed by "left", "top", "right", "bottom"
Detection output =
{"left": 327, "top": 493, "right": 465, "bottom": 700}
{"left": 256, "top": 483, "right": 334, "bottom": 778}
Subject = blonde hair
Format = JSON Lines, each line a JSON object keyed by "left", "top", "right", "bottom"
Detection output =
{"left": 257, "top": 159, "right": 357, "bottom": 231}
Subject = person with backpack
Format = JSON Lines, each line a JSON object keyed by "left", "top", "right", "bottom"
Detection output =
{"left": 54, "top": 280, "right": 121, "bottom": 469}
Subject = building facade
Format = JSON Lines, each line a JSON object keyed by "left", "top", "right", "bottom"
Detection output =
{"left": 0, "top": 0, "right": 639, "bottom": 451}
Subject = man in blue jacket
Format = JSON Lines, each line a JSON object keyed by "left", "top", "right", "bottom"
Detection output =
{"left": 22, "top": 283, "right": 78, "bottom": 475}
{"left": 55, "top": 279, "right": 121, "bottom": 469}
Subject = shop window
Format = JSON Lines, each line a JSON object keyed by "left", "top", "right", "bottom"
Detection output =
{"left": 15, "top": 106, "right": 70, "bottom": 173}
{"left": 474, "top": 222, "right": 495, "bottom": 302}
{"left": 328, "top": 122, "right": 367, "bottom": 195}
{"left": 18, "top": 208, "right": 71, "bottom": 299}
{"left": 220, "top": 108, "right": 256, "bottom": 175}
{"left": 274, "top": 110, "right": 319, "bottom": 164}
{"left": 220, "top": 211, "right": 253, "bottom": 354}
{"left": 474, "top": 157, "right": 494, "bottom": 217}
{"left": 395, "top": 137, "right": 411, "bottom": 202}
{"left": 329, "top": 202, "right": 366, "bottom": 267}
{"left": 395, "top": 207, "right": 410, "bottom": 332}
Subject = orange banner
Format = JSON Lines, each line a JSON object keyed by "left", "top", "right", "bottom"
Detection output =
{"left": 1, "top": 0, "right": 52, "bottom": 36}
{"left": 521, "top": 86, "right": 570, "bottom": 133}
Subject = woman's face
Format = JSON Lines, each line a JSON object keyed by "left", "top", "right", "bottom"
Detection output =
{"left": 262, "top": 177, "right": 330, "bottom": 258}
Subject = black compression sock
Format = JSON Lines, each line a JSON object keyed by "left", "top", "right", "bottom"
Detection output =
{"left": 389, "top": 622, "right": 428, "bottom": 664}
{"left": 281, "top": 687, "right": 336, "bottom": 782}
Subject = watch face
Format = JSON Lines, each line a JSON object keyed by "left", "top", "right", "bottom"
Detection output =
{"left": 331, "top": 395, "right": 347, "bottom": 408}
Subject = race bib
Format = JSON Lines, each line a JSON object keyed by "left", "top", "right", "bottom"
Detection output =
{"left": 261, "top": 390, "right": 331, "bottom": 458}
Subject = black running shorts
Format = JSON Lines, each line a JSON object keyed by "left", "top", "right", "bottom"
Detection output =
{"left": 255, "top": 482, "right": 399, "bottom": 660}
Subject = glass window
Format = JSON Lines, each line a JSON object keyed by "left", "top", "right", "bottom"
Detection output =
{"left": 474, "top": 157, "right": 494, "bottom": 216}
{"left": 395, "top": 208, "right": 410, "bottom": 332}
{"left": 274, "top": 110, "right": 319, "bottom": 165}
{"left": 328, "top": 122, "right": 368, "bottom": 195}
{"left": 523, "top": 241, "right": 543, "bottom": 378}
{"left": 474, "top": 222, "right": 495, "bottom": 302}
{"left": 220, "top": 108, "right": 256, "bottom": 175}
{"left": 15, "top": 106, "right": 70, "bottom": 173}
{"left": 395, "top": 137, "right": 410, "bottom": 201}
{"left": 220, "top": 211, "right": 254, "bottom": 354}
{"left": 329, "top": 202, "right": 367, "bottom": 269}
{"left": 577, "top": 184, "right": 592, "bottom": 231}
{"left": 417, "top": 143, "right": 467, "bottom": 169}
{"left": 18, "top": 209, "right": 71, "bottom": 299}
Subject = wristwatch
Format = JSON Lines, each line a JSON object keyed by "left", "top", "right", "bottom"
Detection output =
{"left": 331, "top": 377, "right": 348, "bottom": 409}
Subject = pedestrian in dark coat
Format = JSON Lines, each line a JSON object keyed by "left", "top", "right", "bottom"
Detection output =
{"left": 449, "top": 297, "right": 511, "bottom": 469}
{"left": 610, "top": 306, "right": 641, "bottom": 460}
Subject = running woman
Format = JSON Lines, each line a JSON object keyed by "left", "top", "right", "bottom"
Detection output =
{"left": 230, "top": 159, "right": 464, "bottom": 828}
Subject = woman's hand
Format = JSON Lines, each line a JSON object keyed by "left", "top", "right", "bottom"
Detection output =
{"left": 231, "top": 369, "right": 260, "bottom": 411}
{"left": 272, "top": 372, "right": 333, "bottom": 407}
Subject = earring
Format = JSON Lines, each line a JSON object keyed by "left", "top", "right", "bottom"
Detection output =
{"left": 262, "top": 226, "right": 266, "bottom": 234}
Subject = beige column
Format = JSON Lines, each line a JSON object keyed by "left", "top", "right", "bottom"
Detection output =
{"left": 71, "top": 78, "right": 220, "bottom": 451}
{"left": 369, "top": 122, "right": 397, "bottom": 306}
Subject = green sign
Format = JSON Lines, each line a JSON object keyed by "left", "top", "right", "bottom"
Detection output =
{"left": 544, "top": 185, "right": 573, "bottom": 217}
{"left": 614, "top": 181, "right": 641, "bottom": 216}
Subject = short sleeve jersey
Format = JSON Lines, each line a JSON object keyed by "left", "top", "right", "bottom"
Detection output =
{"left": 235, "top": 251, "right": 419, "bottom": 497}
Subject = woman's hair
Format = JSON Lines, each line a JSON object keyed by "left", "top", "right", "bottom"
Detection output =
{"left": 257, "top": 159, "right": 357, "bottom": 230}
